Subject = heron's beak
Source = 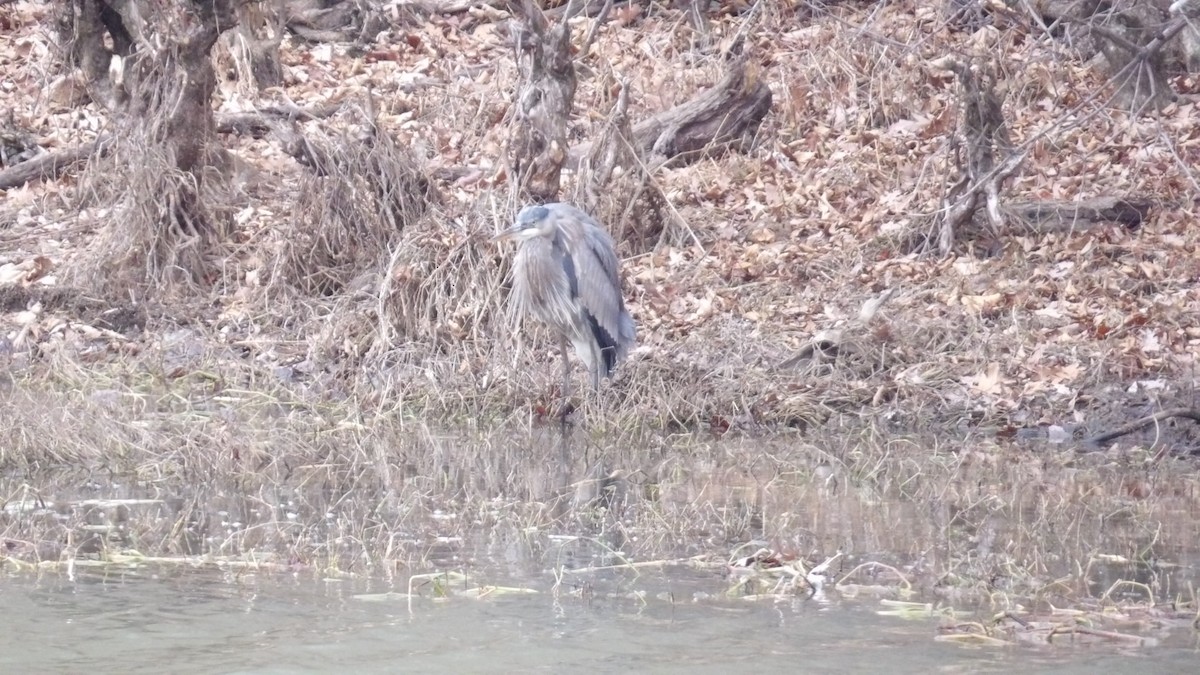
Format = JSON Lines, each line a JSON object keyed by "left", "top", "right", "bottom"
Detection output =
{"left": 490, "top": 229, "right": 516, "bottom": 243}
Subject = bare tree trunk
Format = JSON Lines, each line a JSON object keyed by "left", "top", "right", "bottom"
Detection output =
{"left": 220, "top": 1, "right": 286, "bottom": 92}
{"left": 930, "top": 56, "right": 1020, "bottom": 255}
{"left": 505, "top": 0, "right": 579, "bottom": 203}
{"left": 123, "top": 3, "right": 233, "bottom": 174}
{"left": 575, "top": 82, "right": 671, "bottom": 253}
{"left": 62, "top": 0, "right": 240, "bottom": 289}
{"left": 64, "top": 0, "right": 134, "bottom": 110}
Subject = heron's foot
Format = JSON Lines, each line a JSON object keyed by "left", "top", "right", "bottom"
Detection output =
{"left": 556, "top": 399, "right": 577, "bottom": 421}
{"left": 533, "top": 391, "right": 578, "bottom": 427}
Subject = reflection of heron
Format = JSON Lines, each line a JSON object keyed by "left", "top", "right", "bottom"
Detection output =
{"left": 493, "top": 203, "right": 636, "bottom": 397}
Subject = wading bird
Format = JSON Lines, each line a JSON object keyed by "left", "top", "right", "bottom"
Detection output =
{"left": 493, "top": 203, "right": 636, "bottom": 398}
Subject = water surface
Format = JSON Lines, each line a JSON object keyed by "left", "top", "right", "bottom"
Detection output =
{"left": 2, "top": 567, "right": 1197, "bottom": 674}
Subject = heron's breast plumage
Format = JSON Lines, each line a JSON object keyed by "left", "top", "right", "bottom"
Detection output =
{"left": 513, "top": 236, "right": 579, "bottom": 333}
{"left": 509, "top": 207, "right": 637, "bottom": 383}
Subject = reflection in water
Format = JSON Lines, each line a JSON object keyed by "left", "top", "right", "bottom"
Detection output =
{"left": 3, "top": 424, "right": 1200, "bottom": 670}
{"left": 4, "top": 427, "right": 1200, "bottom": 634}
{"left": 2, "top": 570, "right": 1198, "bottom": 674}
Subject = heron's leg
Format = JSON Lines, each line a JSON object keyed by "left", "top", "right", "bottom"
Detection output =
{"left": 592, "top": 355, "right": 602, "bottom": 390}
{"left": 558, "top": 334, "right": 571, "bottom": 408}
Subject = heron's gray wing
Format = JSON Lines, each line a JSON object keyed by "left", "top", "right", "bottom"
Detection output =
{"left": 558, "top": 216, "right": 632, "bottom": 367}
{"left": 552, "top": 204, "right": 622, "bottom": 282}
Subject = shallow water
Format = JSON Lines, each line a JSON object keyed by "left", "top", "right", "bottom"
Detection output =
{"left": 4, "top": 425, "right": 1200, "bottom": 671}
{"left": 1, "top": 567, "right": 1198, "bottom": 674}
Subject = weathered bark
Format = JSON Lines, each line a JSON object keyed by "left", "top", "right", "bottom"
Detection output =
{"left": 505, "top": 0, "right": 578, "bottom": 203}
{"left": 125, "top": 5, "right": 234, "bottom": 174}
{"left": 569, "top": 51, "right": 772, "bottom": 168}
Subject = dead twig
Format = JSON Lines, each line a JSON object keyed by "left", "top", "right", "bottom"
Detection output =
{"left": 578, "top": 0, "right": 614, "bottom": 59}
{"left": 1048, "top": 624, "right": 1150, "bottom": 644}
{"left": 1084, "top": 408, "right": 1200, "bottom": 447}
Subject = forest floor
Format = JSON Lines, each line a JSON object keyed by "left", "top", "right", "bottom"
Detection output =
{"left": 1, "top": 0, "right": 1199, "bottom": 450}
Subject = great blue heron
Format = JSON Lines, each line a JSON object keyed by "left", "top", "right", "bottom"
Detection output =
{"left": 493, "top": 203, "right": 636, "bottom": 398}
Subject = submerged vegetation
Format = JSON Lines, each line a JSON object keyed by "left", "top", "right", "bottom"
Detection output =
{"left": 3, "top": 377, "right": 1200, "bottom": 648}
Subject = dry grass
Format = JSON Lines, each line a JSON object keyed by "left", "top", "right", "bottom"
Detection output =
{"left": 3, "top": 3, "right": 1199, "bottom": 443}
{"left": 2, "top": 375, "right": 1199, "bottom": 617}
{"left": 4, "top": 2, "right": 1199, "bottom": 438}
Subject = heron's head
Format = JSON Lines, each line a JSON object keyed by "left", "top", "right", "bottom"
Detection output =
{"left": 492, "top": 204, "right": 554, "bottom": 243}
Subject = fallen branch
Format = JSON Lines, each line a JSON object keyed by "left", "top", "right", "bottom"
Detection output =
{"left": 411, "top": 0, "right": 506, "bottom": 13}
{"left": 1005, "top": 196, "right": 1154, "bottom": 233}
{"left": 215, "top": 103, "right": 341, "bottom": 137}
{"left": 0, "top": 137, "right": 114, "bottom": 190}
{"left": 569, "top": 50, "right": 771, "bottom": 168}
{"left": 545, "top": 0, "right": 628, "bottom": 19}
{"left": 1084, "top": 407, "right": 1200, "bottom": 447}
